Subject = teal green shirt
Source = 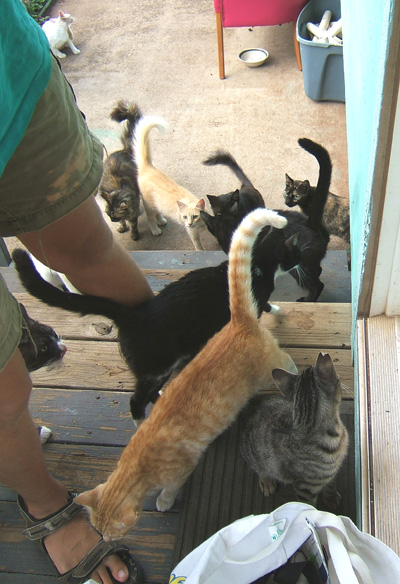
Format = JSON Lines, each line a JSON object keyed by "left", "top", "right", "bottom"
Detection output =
{"left": 0, "top": 0, "right": 52, "bottom": 176}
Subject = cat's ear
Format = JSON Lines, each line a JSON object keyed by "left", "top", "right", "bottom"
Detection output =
{"left": 285, "top": 174, "right": 293, "bottom": 184}
{"left": 59, "top": 10, "right": 65, "bottom": 17}
{"left": 300, "top": 180, "right": 310, "bottom": 190}
{"left": 315, "top": 353, "right": 338, "bottom": 385}
{"left": 176, "top": 200, "right": 186, "bottom": 211}
{"left": 286, "top": 232, "right": 300, "bottom": 249}
{"left": 196, "top": 199, "right": 206, "bottom": 210}
{"left": 99, "top": 191, "right": 111, "bottom": 203}
{"left": 272, "top": 368, "right": 297, "bottom": 400}
{"left": 207, "top": 195, "right": 218, "bottom": 207}
{"left": 74, "top": 484, "right": 105, "bottom": 510}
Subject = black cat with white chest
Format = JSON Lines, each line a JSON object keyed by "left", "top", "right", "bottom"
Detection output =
{"left": 13, "top": 219, "right": 300, "bottom": 425}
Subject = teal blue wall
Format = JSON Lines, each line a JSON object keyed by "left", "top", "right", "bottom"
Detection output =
{"left": 342, "top": 0, "right": 394, "bottom": 322}
{"left": 341, "top": 0, "right": 395, "bottom": 525}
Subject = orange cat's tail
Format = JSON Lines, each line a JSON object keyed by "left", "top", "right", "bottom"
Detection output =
{"left": 132, "top": 115, "right": 168, "bottom": 172}
{"left": 228, "top": 209, "right": 287, "bottom": 323}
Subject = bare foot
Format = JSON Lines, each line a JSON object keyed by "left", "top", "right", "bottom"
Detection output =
{"left": 26, "top": 493, "right": 130, "bottom": 584}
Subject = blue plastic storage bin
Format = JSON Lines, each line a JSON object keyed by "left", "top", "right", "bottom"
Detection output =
{"left": 296, "top": 0, "right": 345, "bottom": 102}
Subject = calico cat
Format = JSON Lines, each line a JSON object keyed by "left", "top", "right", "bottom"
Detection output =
{"left": 18, "top": 303, "right": 67, "bottom": 372}
{"left": 239, "top": 352, "right": 348, "bottom": 508}
{"left": 284, "top": 174, "right": 350, "bottom": 244}
{"left": 41, "top": 11, "right": 80, "bottom": 59}
{"left": 98, "top": 101, "right": 143, "bottom": 240}
{"left": 201, "top": 138, "right": 332, "bottom": 302}
{"left": 73, "top": 209, "right": 297, "bottom": 541}
{"left": 132, "top": 116, "right": 208, "bottom": 250}
{"left": 203, "top": 149, "right": 265, "bottom": 216}
{"left": 12, "top": 211, "right": 300, "bottom": 425}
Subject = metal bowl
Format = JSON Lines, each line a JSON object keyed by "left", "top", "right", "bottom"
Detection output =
{"left": 238, "top": 48, "right": 269, "bottom": 68}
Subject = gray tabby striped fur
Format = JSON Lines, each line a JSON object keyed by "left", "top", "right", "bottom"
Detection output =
{"left": 239, "top": 352, "right": 348, "bottom": 508}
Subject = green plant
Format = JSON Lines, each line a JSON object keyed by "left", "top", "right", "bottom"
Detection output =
{"left": 22, "top": 0, "right": 54, "bottom": 23}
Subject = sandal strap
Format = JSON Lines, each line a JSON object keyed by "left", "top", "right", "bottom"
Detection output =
{"left": 58, "top": 540, "right": 128, "bottom": 583}
{"left": 18, "top": 491, "right": 82, "bottom": 541}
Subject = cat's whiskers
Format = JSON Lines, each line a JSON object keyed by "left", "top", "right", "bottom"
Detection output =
{"left": 340, "top": 382, "right": 353, "bottom": 397}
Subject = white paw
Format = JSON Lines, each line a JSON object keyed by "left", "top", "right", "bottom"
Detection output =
{"left": 72, "top": 48, "right": 80, "bottom": 54}
{"left": 156, "top": 495, "right": 174, "bottom": 512}
{"left": 269, "top": 304, "right": 280, "bottom": 314}
{"left": 38, "top": 425, "right": 52, "bottom": 444}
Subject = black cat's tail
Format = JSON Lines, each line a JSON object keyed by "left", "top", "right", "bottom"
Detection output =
{"left": 110, "top": 100, "right": 143, "bottom": 152}
{"left": 203, "top": 150, "right": 255, "bottom": 188}
{"left": 12, "top": 249, "right": 131, "bottom": 324}
{"left": 298, "top": 138, "right": 332, "bottom": 233}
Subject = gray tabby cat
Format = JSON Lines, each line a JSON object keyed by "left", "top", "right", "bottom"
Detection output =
{"left": 284, "top": 173, "right": 350, "bottom": 244}
{"left": 239, "top": 352, "right": 348, "bottom": 508}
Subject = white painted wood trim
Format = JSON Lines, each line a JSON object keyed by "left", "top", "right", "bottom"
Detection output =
{"left": 357, "top": 315, "right": 400, "bottom": 555}
{"left": 370, "top": 85, "right": 400, "bottom": 317}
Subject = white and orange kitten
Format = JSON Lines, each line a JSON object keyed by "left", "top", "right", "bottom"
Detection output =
{"left": 41, "top": 11, "right": 80, "bottom": 59}
{"left": 74, "top": 208, "right": 297, "bottom": 541}
{"left": 132, "top": 116, "right": 209, "bottom": 250}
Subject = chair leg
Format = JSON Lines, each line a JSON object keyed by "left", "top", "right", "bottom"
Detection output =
{"left": 215, "top": 12, "right": 225, "bottom": 79}
{"left": 293, "top": 20, "right": 302, "bottom": 71}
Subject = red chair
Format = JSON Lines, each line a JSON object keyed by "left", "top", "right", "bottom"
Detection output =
{"left": 214, "top": 0, "right": 309, "bottom": 78}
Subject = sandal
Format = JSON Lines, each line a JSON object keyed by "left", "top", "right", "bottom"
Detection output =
{"left": 18, "top": 492, "right": 143, "bottom": 583}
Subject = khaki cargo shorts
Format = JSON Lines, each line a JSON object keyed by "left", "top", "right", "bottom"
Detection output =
{"left": 0, "top": 55, "right": 104, "bottom": 371}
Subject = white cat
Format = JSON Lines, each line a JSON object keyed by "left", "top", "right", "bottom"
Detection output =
{"left": 41, "top": 11, "right": 80, "bottom": 59}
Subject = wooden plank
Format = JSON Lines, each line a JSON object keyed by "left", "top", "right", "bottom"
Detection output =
{"left": 261, "top": 302, "right": 352, "bottom": 349}
{"left": 364, "top": 315, "right": 400, "bottom": 555}
{"left": 29, "top": 341, "right": 353, "bottom": 395}
{"left": 28, "top": 388, "right": 136, "bottom": 446}
{"left": 30, "top": 340, "right": 134, "bottom": 390}
{"left": 0, "top": 500, "right": 177, "bottom": 584}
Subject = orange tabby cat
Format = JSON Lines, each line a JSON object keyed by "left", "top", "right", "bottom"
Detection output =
{"left": 74, "top": 208, "right": 297, "bottom": 541}
{"left": 132, "top": 115, "right": 208, "bottom": 250}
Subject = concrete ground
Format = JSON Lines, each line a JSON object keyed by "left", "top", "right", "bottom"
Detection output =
{"left": 11, "top": 0, "right": 349, "bottom": 253}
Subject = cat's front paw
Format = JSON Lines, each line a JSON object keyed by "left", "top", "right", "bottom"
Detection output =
{"left": 72, "top": 48, "right": 80, "bottom": 54}
{"left": 156, "top": 493, "right": 175, "bottom": 512}
{"left": 269, "top": 304, "right": 280, "bottom": 314}
{"left": 259, "top": 477, "right": 277, "bottom": 497}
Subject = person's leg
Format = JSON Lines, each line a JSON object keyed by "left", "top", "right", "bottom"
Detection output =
{"left": 18, "top": 195, "right": 153, "bottom": 307}
{"left": 0, "top": 348, "right": 130, "bottom": 583}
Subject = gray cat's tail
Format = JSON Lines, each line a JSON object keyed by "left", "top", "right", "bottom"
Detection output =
{"left": 298, "top": 138, "right": 332, "bottom": 234}
{"left": 132, "top": 115, "right": 168, "bottom": 172}
{"left": 228, "top": 209, "right": 287, "bottom": 324}
{"left": 12, "top": 249, "right": 131, "bottom": 324}
{"left": 203, "top": 149, "right": 254, "bottom": 188}
{"left": 110, "top": 100, "right": 143, "bottom": 152}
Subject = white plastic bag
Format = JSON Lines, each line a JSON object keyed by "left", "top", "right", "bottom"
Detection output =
{"left": 170, "top": 502, "right": 400, "bottom": 584}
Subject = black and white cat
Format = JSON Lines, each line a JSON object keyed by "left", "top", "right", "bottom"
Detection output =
{"left": 18, "top": 303, "right": 67, "bottom": 444}
{"left": 201, "top": 138, "right": 332, "bottom": 302}
{"left": 41, "top": 11, "right": 80, "bottom": 59}
{"left": 12, "top": 218, "right": 300, "bottom": 425}
{"left": 18, "top": 303, "right": 67, "bottom": 372}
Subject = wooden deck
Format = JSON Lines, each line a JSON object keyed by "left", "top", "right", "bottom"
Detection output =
{"left": 0, "top": 251, "right": 354, "bottom": 583}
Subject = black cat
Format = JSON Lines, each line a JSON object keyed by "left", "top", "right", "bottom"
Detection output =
{"left": 18, "top": 303, "right": 66, "bottom": 372}
{"left": 203, "top": 150, "right": 265, "bottom": 217}
{"left": 97, "top": 100, "right": 142, "bottom": 240}
{"left": 201, "top": 138, "right": 331, "bottom": 302}
{"left": 12, "top": 223, "right": 300, "bottom": 424}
